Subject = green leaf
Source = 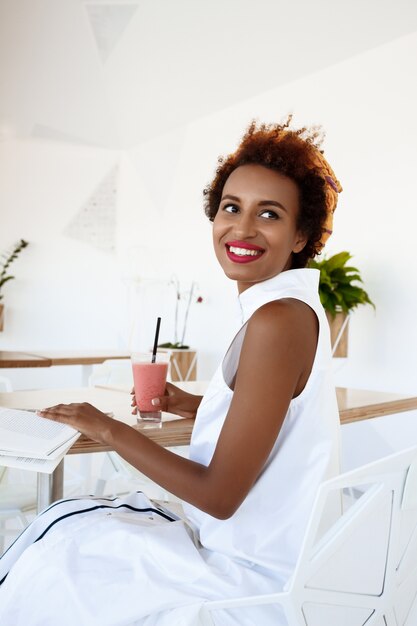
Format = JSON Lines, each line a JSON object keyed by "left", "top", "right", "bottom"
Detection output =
{"left": 324, "top": 296, "right": 337, "bottom": 317}
{"left": 325, "top": 251, "right": 352, "bottom": 272}
{"left": 310, "top": 250, "right": 374, "bottom": 315}
{"left": 343, "top": 265, "right": 360, "bottom": 274}
{"left": 157, "top": 342, "right": 189, "bottom": 350}
{"left": 319, "top": 273, "right": 333, "bottom": 287}
{"left": 0, "top": 276, "right": 15, "bottom": 288}
{"left": 0, "top": 239, "right": 29, "bottom": 296}
{"left": 334, "top": 273, "right": 363, "bottom": 285}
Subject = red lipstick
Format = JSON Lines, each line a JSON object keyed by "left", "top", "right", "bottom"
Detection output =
{"left": 225, "top": 240, "right": 265, "bottom": 264}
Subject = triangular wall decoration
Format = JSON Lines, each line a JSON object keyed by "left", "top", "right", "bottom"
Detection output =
{"left": 85, "top": 3, "right": 140, "bottom": 63}
{"left": 64, "top": 164, "right": 119, "bottom": 253}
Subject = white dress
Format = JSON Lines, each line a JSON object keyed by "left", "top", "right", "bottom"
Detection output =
{"left": 0, "top": 269, "right": 340, "bottom": 626}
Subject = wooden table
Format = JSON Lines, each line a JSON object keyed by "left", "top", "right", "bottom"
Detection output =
{"left": 0, "top": 350, "right": 131, "bottom": 368}
{"left": 0, "top": 350, "right": 130, "bottom": 384}
{"left": 1, "top": 386, "right": 417, "bottom": 511}
{"left": 0, "top": 351, "right": 52, "bottom": 368}
{"left": 336, "top": 387, "right": 417, "bottom": 424}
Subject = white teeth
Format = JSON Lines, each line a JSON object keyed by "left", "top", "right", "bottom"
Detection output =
{"left": 229, "top": 245, "right": 262, "bottom": 256}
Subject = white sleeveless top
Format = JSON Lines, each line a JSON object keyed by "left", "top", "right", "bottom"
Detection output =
{"left": 183, "top": 268, "right": 340, "bottom": 581}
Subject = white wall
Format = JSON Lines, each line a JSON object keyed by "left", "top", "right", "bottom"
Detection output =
{"left": 1, "top": 3, "right": 417, "bottom": 402}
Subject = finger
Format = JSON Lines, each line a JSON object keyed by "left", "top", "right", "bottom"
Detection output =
{"left": 40, "top": 403, "right": 79, "bottom": 413}
{"left": 37, "top": 403, "right": 73, "bottom": 415}
{"left": 37, "top": 408, "right": 70, "bottom": 423}
{"left": 37, "top": 403, "right": 65, "bottom": 412}
{"left": 37, "top": 403, "right": 82, "bottom": 422}
{"left": 151, "top": 396, "right": 167, "bottom": 411}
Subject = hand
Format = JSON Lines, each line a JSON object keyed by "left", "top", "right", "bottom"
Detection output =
{"left": 37, "top": 403, "right": 116, "bottom": 446}
{"left": 131, "top": 382, "right": 201, "bottom": 419}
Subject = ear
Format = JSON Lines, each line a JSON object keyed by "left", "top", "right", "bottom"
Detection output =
{"left": 292, "top": 232, "right": 308, "bottom": 254}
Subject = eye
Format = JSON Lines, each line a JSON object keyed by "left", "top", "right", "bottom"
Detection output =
{"left": 259, "top": 209, "right": 279, "bottom": 220}
{"left": 222, "top": 203, "right": 239, "bottom": 214}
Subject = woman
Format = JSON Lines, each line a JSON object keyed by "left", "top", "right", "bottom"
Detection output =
{"left": 0, "top": 117, "right": 342, "bottom": 625}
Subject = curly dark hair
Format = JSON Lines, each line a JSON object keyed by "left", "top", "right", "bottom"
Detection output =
{"left": 203, "top": 116, "right": 339, "bottom": 269}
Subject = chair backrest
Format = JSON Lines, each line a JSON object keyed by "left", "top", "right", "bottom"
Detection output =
{"left": 88, "top": 359, "right": 132, "bottom": 388}
{"left": 201, "top": 445, "right": 417, "bottom": 626}
{"left": 287, "top": 444, "right": 417, "bottom": 625}
{"left": 0, "top": 375, "right": 12, "bottom": 392}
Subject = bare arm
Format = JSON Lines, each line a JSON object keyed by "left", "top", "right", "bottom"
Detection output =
{"left": 39, "top": 299, "right": 317, "bottom": 519}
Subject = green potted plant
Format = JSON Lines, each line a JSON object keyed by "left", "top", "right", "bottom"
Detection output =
{"left": 308, "top": 251, "right": 374, "bottom": 357}
{"left": 0, "top": 239, "right": 29, "bottom": 331}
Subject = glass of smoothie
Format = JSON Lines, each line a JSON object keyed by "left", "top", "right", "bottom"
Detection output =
{"left": 131, "top": 352, "right": 170, "bottom": 427}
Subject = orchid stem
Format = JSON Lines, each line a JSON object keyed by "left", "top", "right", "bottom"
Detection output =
{"left": 181, "top": 281, "right": 195, "bottom": 346}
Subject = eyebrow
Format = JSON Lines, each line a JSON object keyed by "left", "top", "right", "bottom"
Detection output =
{"left": 220, "top": 194, "right": 288, "bottom": 213}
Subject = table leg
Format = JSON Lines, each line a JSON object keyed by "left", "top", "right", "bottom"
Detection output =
{"left": 81, "top": 364, "right": 93, "bottom": 386}
{"left": 36, "top": 460, "right": 64, "bottom": 513}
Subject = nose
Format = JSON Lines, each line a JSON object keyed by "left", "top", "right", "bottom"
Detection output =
{"left": 233, "top": 212, "right": 257, "bottom": 239}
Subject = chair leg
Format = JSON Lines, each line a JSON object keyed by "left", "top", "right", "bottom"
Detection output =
{"left": 0, "top": 512, "right": 30, "bottom": 554}
{"left": 95, "top": 478, "right": 107, "bottom": 497}
{"left": 17, "top": 512, "right": 29, "bottom": 528}
{"left": 94, "top": 452, "right": 121, "bottom": 496}
{"left": 0, "top": 518, "right": 5, "bottom": 554}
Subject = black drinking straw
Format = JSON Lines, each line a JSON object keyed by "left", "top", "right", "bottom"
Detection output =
{"left": 151, "top": 317, "right": 161, "bottom": 363}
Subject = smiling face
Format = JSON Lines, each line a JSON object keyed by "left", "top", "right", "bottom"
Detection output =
{"left": 212, "top": 163, "right": 307, "bottom": 293}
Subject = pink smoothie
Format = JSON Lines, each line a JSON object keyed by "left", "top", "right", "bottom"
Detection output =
{"left": 132, "top": 361, "right": 168, "bottom": 412}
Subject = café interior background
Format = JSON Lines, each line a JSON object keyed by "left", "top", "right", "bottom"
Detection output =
{"left": 1, "top": 0, "right": 416, "bottom": 404}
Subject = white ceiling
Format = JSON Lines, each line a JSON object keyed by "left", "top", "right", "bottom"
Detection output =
{"left": 1, "top": 0, "right": 417, "bottom": 147}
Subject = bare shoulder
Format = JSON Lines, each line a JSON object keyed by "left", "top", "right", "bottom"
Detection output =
{"left": 235, "top": 298, "right": 319, "bottom": 408}
{"left": 239, "top": 297, "right": 319, "bottom": 397}
{"left": 245, "top": 297, "right": 318, "bottom": 346}
{"left": 242, "top": 298, "right": 319, "bottom": 385}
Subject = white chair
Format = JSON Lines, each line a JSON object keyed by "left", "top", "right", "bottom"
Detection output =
{"left": 88, "top": 358, "right": 133, "bottom": 389}
{"left": 0, "top": 375, "right": 13, "bottom": 392}
{"left": 94, "top": 448, "right": 189, "bottom": 504}
{"left": 199, "top": 445, "right": 417, "bottom": 626}
{"left": 0, "top": 464, "right": 87, "bottom": 554}
{"left": 0, "top": 467, "right": 36, "bottom": 554}
{"left": 0, "top": 379, "right": 37, "bottom": 551}
{"left": 0, "top": 380, "right": 85, "bottom": 549}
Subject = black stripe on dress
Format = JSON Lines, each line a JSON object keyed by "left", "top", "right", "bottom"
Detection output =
{"left": 0, "top": 494, "right": 177, "bottom": 585}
